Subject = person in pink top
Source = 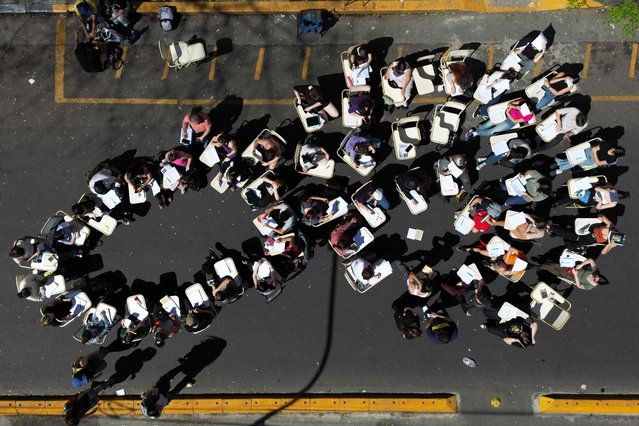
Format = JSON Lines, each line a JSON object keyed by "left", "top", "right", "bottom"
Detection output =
{"left": 465, "top": 99, "right": 534, "bottom": 139}
{"left": 181, "top": 109, "right": 212, "bottom": 144}
{"left": 161, "top": 148, "right": 193, "bottom": 194}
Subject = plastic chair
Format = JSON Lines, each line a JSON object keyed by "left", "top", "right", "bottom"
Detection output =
{"left": 241, "top": 128, "right": 287, "bottom": 168}
{"left": 213, "top": 258, "right": 245, "bottom": 305}
{"left": 341, "top": 44, "right": 371, "bottom": 87}
{"left": 529, "top": 282, "right": 571, "bottom": 330}
{"left": 565, "top": 141, "right": 596, "bottom": 171}
{"left": 413, "top": 54, "right": 437, "bottom": 95}
{"left": 351, "top": 182, "right": 387, "bottom": 228}
{"left": 487, "top": 236, "right": 527, "bottom": 283}
{"left": 453, "top": 195, "right": 480, "bottom": 235}
{"left": 158, "top": 40, "right": 206, "bottom": 70}
{"left": 395, "top": 168, "right": 428, "bottom": 215}
{"left": 430, "top": 100, "right": 467, "bottom": 146}
{"left": 341, "top": 85, "right": 371, "bottom": 129}
{"left": 337, "top": 131, "right": 376, "bottom": 176}
{"left": 525, "top": 69, "right": 578, "bottom": 109}
{"left": 440, "top": 49, "right": 474, "bottom": 97}
{"left": 344, "top": 256, "right": 393, "bottom": 293}
{"left": 294, "top": 100, "right": 325, "bottom": 133}
{"left": 329, "top": 227, "right": 374, "bottom": 260}
{"left": 567, "top": 176, "right": 607, "bottom": 199}
{"left": 294, "top": 142, "right": 335, "bottom": 179}
{"left": 184, "top": 283, "right": 215, "bottom": 334}
{"left": 486, "top": 98, "right": 537, "bottom": 129}
{"left": 391, "top": 116, "right": 421, "bottom": 160}
{"left": 16, "top": 273, "right": 66, "bottom": 301}
{"left": 380, "top": 67, "right": 405, "bottom": 106}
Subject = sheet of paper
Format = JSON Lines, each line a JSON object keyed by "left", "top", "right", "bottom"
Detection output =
{"left": 501, "top": 52, "right": 521, "bottom": 70}
{"left": 409, "top": 190, "right": 424, "bottom": 204}
{"left": 560, "top": 252, "right": 577, "bottom": 267}
{"left": 454, "top": 215, "right": 475, "bottom": 235}
{"left": 447, "top": 161, "right": 463, "bottom": 178}
{"left": 566, "top": 147, "right": 588, "bottom": 164}
{"left": 102, "top": 189, "right": 121, "bottom": 209}
{"left": 487, "top": 241, "right": 506, "bottom": 257}
{"left": 407, "top": 228, "right": 424, "bottom": 241}
{"left": 506, "top": 174, "right": 527, "bottom": 196}
{"left": 491, "top": 138, "right": 510, "bottom": 156}
{"left": 199, "top": 145, "right": 220, "bottom": 166}
{"left": 474, "top": 84, "right": 492, "bottom": 104}
{"left": 505, "top": 211, "right": 527, "bottom": 229}
{"left": 538, "top": 120, "right": 558, "bottom": 141}
{"left": 571, "top": 177, "right": 592, "bottom": 193}
{"left": 457, "top": 264, "right": 478, "bottom": 284}
{"left": 511, "top": 257, "right": 528, "bottom": 272}
{"left": 488, "top": 107, "right": 507, "bottom": 123}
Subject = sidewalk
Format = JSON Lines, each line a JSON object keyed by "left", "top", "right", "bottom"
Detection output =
{"left": 0, "top": 0, "right": 604, "bottom": 15}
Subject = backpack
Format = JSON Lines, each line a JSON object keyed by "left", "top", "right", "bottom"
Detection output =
{"left": 75, "top": 42, "right": 105, "bottom": 73}
{"left": 159, "top": 6, "right": 175, "bottom": 31}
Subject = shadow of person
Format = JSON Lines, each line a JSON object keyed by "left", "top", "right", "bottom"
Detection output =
{"left": 107, "top": 347, "right": 157, "bottom": 386}
{"left": 208, "top": 94, "right": 244, "bottom": 134}
{"left": 159, "top": 337, "right": 227, "bottom": 396}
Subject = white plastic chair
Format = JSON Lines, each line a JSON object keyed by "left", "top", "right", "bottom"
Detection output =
{"left": 565, "top": 141, "right": 596, "bottom": 171}
{"left": 351, "top": 182, "right": 387, "bottom": 229}
{"left": 330, "top": 227, "right": 374, "bottom": 260}
{"left": 241, "top": 128, "right": 287, "bottom": 168}
{"left": 341, "top": 85, "right": 371, "bottom": 129}
{"left": 395, "top": 169, "right": 429, "bottom": 215}
{"left": 567, "top": 175, "right": 607, "bottom": 199}
{"left": 430, "top": 100, "right": 467, "bottom": 145}
{"left": 392, "top": 116, "right": 421, "bottom": 160}
{"left": 341, "top": 44, "right": 371, "bottom": 87}
{"left": 344, "top": 257, "right": 393, "bottom": 293}
{"left": 126, "top": 295, "right": 149, "bottom": 322}
{"left": 294, "top": 100, "right": 325, "bottom": 133}
{"left": 294, "top": 142, "right": 335, "bottom": 179}
{"left": 184, "top": 283, "right": 214, "bottom": 334}
{"left": 486, "top": 98, "right": 537, "bottom": 129}
{"left": 158, "top": 40, "right": 207, "bottom": 70}
{"left": 529, "top": 282, "right": 571, "bottom": 330}
{"left": 525, "top": 70, "right": 578, "bottom": 108}
{"left": 412, "top": 54, "right": 437, "bottom": 95}
{"left": 453, "top": 195, "right": 479, "bottom": 235}
{"left": 380, "top": 67, "right": 405, "bottom": 106}
{"left": 440, "top": 49, "right": 474, "bottom": 97}
{"left": 337, "top": 131, "right": 376, "bottom": 176}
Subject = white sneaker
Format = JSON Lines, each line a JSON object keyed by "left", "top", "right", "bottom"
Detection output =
{"left": 476, "top": 162, "right": 485, "bottom": 171}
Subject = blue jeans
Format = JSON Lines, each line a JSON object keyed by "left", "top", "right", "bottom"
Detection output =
{"left": 484, "top": 152, "right": 507, "bottom": 166}
{"left": 535, "top": 85, "right": 555, "bottom": 111}
{"left": 476, "top": 118, "right": 516, "bottom": 137}
{"left": 376, "top": 195, "right": 390, "bottom": 210}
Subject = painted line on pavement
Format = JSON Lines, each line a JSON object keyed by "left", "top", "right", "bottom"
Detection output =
{"left": 0, "top": 395, "right": 457, "bottom": 415}
{"left": 629, "top": 43, "right": 638, "bottom": 79}
{"left": 539, "top": 395, "right": 639, "bottom": 414}
{"left": 114, "top": 46, "right": 128, "bottom": 79}
{"left": 54, "top": 16, "right": 65, "bottom": 103}
{"left": 582, "top": 43, "right": 592, "bottom": 79}
{"left": 301, "top": 47, "right": 311, "bottom": 80}
{"left": 161, "top": 61, "right": 170, "bottom": 80}
{"left": 533, "top": 58, "right": 543, "bottom": 77}
{"left": 255, "top": 47, "right": 265, "bottom": 81}
{"left": 51, "top": 1, "right": 603, "bottom": 15}
{"left": 208, "top": 46, "right": 218, "bottom": 81}
{"left": 487, "top": 44, "right": 494, "bottom": 70}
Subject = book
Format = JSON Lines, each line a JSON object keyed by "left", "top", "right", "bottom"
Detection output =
{"left": 407, "top": 228, "right": 424, "bottom": 241}
{"left": 505, "top": 174, "right": 527, "bottom": 196}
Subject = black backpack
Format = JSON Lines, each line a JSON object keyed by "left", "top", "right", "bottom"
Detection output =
{"left": 75, "top": 42, "right": 104, "bottom": 73}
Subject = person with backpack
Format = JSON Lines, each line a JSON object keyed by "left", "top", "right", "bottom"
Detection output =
{"left": 63, "top": 381, "right": 110, "bottom": 425}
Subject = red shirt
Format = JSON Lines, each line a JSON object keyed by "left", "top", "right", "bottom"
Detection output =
{"left": 472, "top": 210, "right": 492, "bottom": 232}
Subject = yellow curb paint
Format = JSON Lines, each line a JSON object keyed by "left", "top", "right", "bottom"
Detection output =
{"left": 208, "top": 46, "right": 218, "bottom": 81}
{"left": 161, "top": 61, "right": 170, "bottom": 80}
{"left": 397, "top": 45, "right": 404, "bottom": 59}
{"left": 54, "top": 17, "right": 66, "bottom": 103}
{"left": 629, "top": 43, "right": 638, "bottom": 79}
{"left": 582, "top": 43, "right": 592, "bottom": 79}
{"left": 114, "top": 46, "right": 128, "bottom": 79}
{"left": 255, "top": 47, "right": 265, "bottom": 81}
{"left": 301, "top": 46, "right": 312, "bottom": 80}
{"left": 539, "top": 396, "right": 639, "bottom": 414}
{"left": 54, "top": 1, "right": 603, "bottom": 15}
{"left": 487, "top": 44, "right": 494, "bottom": 70}
{"left": 1, "top": 396, "right": 457, "bottom": 415}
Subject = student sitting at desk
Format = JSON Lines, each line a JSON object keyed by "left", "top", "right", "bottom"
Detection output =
{"left": 253, "top": 136, "right": 283, "bottom": 170}
{"left": 396, "top": 168, "right": 432, "bottom": 205}
{"left": 294, "top": 84, "right": 339, "bottom": 121}
{"left": 550, "top": 143, "right": 624, "bottom": 176}
{"left": 344, "top": 134, "right": 380, "bottom": 168}
{"left": 330, "top": 214, "right": 363, "bottom": 257}
{"left": 350, "top": 257, "right": 383, "bottom": 291}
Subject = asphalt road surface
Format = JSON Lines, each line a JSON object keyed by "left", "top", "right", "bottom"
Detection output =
{"left": 0, "top": 9, "right": 638, "bottom": 422}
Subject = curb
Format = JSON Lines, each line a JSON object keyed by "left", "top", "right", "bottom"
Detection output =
{"left": 1, "top": 0, "right": 604, "bottom": 15}
{"left": 0, "top": 394, "right": 457, "bottom": 416}
{"left": 539, "top": 395, "right": 639, "bottom": 415}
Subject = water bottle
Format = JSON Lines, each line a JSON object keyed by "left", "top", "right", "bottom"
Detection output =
{"left": 462, "top": 356, "right": 477, "bottom": 368}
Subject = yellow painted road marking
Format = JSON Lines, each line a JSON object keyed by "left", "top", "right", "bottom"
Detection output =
{"left": 254, "top": 47, "right": 265, "bottom": 80}
{"left": 54, "top": 17, "right": 66, "bottom": 103}
{"left": 1, "top": 395, "right": 457, "bottom": 415}
{"left": 53, "top": 1, "right": 603, "bottom": 15}
{"left": 533, "top": 58, "right": 543, "bottom": 76}
{"left": 301, "top": 47, "right": 311, "bottom": 80}
{"left": 629, "top": 43, "right": 638, "bottom": 79}
{"left": 208, "top": 46, "right": 218, "bottom": 81}
{"left": 487, "top": 44, "right": 494, "bottom": 70}
{"left": 582, "top": 43, "right": 592, "bottom": 78}
{"left": 114, "top": 46, "right": 128, "bottom": 79}
{"left": 161, "top": 62, "right": 170, "bottom": 80}
{"left": 396, "top": 45, "right": 404, "bottom": 59}
{"left": 539, "top": 396, "right": 639, "bottom": 414}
